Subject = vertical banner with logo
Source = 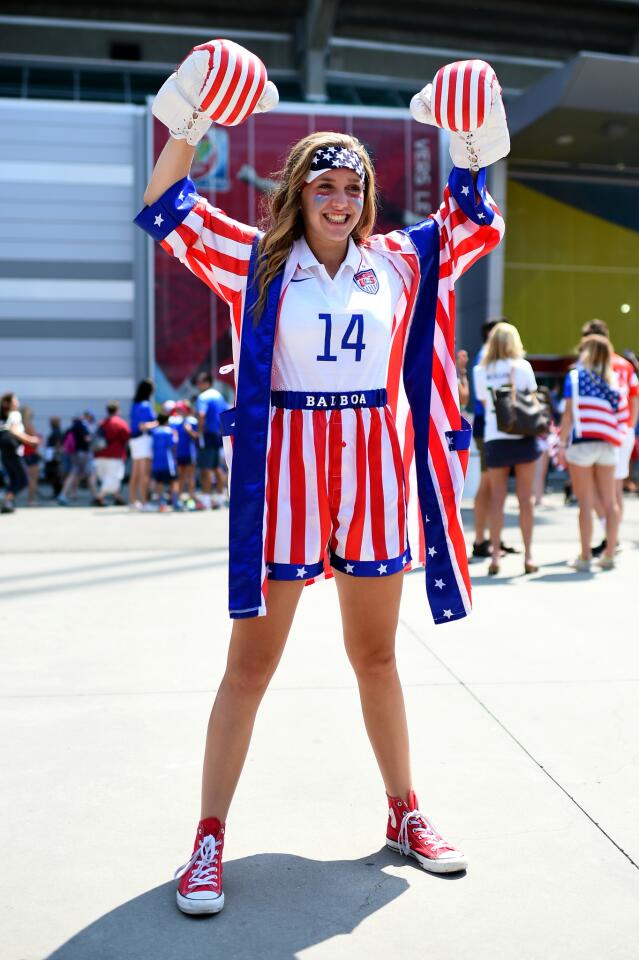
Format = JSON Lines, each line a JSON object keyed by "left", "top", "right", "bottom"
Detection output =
{"left": 151, "top": 108, "right": 439, "bottom": 401}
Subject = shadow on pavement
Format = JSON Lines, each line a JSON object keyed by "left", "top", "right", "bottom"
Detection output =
{"left": 531, "top": 572, "right": 596, "bottom": 582}
{"left": 46, "top": 850, "right": 415, "bottom": 960}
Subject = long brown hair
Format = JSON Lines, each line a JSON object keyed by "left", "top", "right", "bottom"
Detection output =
{"left": 0, "top": 392, "right": 15, "bottom": 421}
{"left": 578, "top": 334, "right": 613, "bottom": 385}
{"left": 254, "top": 132, "right": 377, "bottom": 317}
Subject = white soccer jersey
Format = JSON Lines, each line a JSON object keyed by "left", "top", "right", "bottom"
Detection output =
{"left": 272, "top": 236, "right": 405, "bottom": 393}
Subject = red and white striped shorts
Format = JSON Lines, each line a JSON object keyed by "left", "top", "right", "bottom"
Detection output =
{"left": 264, "top": 404, "right": 410, "bottom": 580}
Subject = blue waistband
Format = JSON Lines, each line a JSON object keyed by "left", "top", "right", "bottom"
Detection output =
{"left": 271, "top": 389, "right": 387, "bottom": 410}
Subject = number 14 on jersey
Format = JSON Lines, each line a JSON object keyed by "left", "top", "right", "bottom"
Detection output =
{"left": 317, "top": 313, "right": 366, "bottom": 362}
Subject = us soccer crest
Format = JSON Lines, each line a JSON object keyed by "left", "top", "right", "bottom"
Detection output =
{"left": 353, "top": 268, "right": 379, "bottom": 295}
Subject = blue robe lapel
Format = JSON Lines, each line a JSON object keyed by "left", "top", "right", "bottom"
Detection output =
{"left": 228, "top": 240, "right": 284, "bottom": 618}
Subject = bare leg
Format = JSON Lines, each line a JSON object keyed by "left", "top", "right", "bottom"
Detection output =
{"left": 488, "top": 466, "right": 509, "bottom": 566}
{"left": 215, "top": 466, "right": 226, "bottom": 496}
{"left": 201, "top": 468, "right": 213, "bottom": 496}
{"left": 514, "top": 460, "right": 536, "bottom": 564}
{"left": 334, "top": 570, "right": 411, "bottom": 800}
{"left": 201, "top": 580, "right": 305, "bottom": 821}
{"left": 533, "top": 450, "right": 549, "bottom": 506}
{"left": 139, "top": 458, "right": 151, "bottom": 505}
{"left": 615, "top": 478, "right": 624, "bottom": 520}
{"left": 568, "top": 463, "right": 594, "bottom": 559}
{"left": 473, "top": 471, "right": 490, "bottom": 545}
{"left": 594, "top": 465, "right": 619, "bottom": 559}
{"left": 61, "top": 470, "right": 78, "bottom": 499}
{"left": 128, "top": 460, "right": 140, "bottom": 503}
{"left": 187, "top": 465, "right": 196, "bottom": 498}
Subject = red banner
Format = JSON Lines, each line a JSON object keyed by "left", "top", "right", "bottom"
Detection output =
{"left": 152, "top": 110, "right": 439, "bottom": 398}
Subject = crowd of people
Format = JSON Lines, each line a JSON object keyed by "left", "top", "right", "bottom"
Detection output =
{"left": 460, "top": 317, "right": 639, "bottom": 574}
{"left": 0, "top": 372, "right": 231, "bottom": 515}
{"left": 1, "top": 324, "right": 638, "bottom": 577}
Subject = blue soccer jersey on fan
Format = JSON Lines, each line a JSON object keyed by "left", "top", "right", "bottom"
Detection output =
{"left": 175, "top": 415, "right": 198, "bottom": 462}
{"left": 197, "top": 388, "right": 228, "bottom": 437}
{"left": 130, "top": 401, "right": 155, "bottom": 438}
{"left": 151, "top": 425, "right": 177, "bottom": 477}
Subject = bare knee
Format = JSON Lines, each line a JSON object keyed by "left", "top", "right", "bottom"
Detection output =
{"left": 603, "top": 499, "right": 620, "bottom": 522}
{"left": 223, "top": 651, "right": 280, "bottom": 697}
{"left": 348, "top": 642, "right": 397, "bottom": 682}
{"left": 517, "top": 491, "right": 534, "bottom": 510}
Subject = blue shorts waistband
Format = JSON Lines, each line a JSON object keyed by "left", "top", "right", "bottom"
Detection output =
{"left": 270, "top": 389, "right": 387, "bottom": 410}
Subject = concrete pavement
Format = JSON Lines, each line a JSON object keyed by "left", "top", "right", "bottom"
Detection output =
{"left": 1, "top": 492, "right": 638, "bottom": 959}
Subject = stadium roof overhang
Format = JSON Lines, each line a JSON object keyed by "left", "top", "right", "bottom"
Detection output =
{"left": 507, "top": 52, "right": 639, "bottom": 179}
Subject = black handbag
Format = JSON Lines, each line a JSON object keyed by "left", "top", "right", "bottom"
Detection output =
{"left": 489, "top": 384, "right": 551, "bottom": 437}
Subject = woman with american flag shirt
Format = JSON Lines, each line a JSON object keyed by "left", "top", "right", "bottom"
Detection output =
{"left": 135, "top": 42, "right": 509, "bottom": 914}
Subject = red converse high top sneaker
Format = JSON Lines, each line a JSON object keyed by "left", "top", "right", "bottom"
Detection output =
{"left": 386, "top": 791, "right": 467, "bottom": 874}
{"left": 174, "top": 817, "right": 225, "bottom": 914}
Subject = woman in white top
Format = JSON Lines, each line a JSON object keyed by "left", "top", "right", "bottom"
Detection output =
{"left": 0, "top": 392, "right": 40, "bottom": 514}
{"left": 473, "top": 322, "right": 540, "bottom": 575}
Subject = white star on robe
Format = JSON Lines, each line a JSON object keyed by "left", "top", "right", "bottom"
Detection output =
{"left": 443, "top": 609, "right": 453, "bottom": 619}
{"left": 434, "top": 578, "right": 445, "bottom": 589}
{"left": 377, "top": 563, "right": 388, "bottom": 575}
{"left": 477, "top": 212, "right": 485, "bottom": 219}
{"left": 401, "top": 554, "right": 408, "bottom": 566}
{"left": 428, "top": 546, "right": 437, "bottom": 557}
{"left": 461, "top": 185, "right": 470, "bottom": 196}
{"left": 265, "top": 566, "right": 272, "bottom": 575}
{"left": 296, "top": 567, "right": 307, "bottom": 578}
{"left": 345, "top": 563, "right": 355, "bottom": 574}
{"left": 178, "top": 191, "right": 185, "bottom": 201}
{"left": 424, "top": 515, "right": 430, "bottom": 523}
{"left": 154, "top": 214, "right": 164, "bottom": 227}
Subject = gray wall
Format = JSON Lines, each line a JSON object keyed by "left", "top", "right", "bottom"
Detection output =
{"left": 0, "top": 97, "right": 149, "bottom": 436}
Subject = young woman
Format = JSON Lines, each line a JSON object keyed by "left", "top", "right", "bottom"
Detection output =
{"left": 128, "top": 378, "right": 158, "bottom": 510}
{"left": 136, "top": 41, "right": 508, "bottom": 915}
{"left": 473, "top": 322, "right": 540, "bottom": 576}
{"left": 0, "top": 393, "right": 39, "bottom": 514}
{"left": 558, "top": 335, "right": 622, "bottom": 570}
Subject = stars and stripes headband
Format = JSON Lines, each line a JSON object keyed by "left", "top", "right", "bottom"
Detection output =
{"left": 305, "top": 146, "right": 366, "bottom": 185}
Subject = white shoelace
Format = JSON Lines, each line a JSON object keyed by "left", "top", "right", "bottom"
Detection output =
{"left": 398, "top": 809, "right": 451, "bottom": 856}
{"left": 174, "top": 835, "right": 219, "bottom": 889}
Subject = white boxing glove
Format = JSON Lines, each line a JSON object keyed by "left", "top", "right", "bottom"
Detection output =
{"left": 410, "top": 60, "right": 509, "bottom": 170}
{"left": 153, "top": 39, "right": 279, "bottom": 146}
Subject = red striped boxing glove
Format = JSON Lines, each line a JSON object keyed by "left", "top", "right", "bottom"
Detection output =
{"left": 152, "top": 39, "right": 279, "bottom": 145}
{"left": 410, "top": 60, "right": 509, "bottom": 170}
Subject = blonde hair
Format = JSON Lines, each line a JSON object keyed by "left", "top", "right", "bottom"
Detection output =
{"left": 578, "top": 334, "right": 613, "bottom": 385}
{"left": 254, "top": 132, "right": 377, "bottom": 317}
{"left": 481, "top": 322, "right": 525, "bottom": 366}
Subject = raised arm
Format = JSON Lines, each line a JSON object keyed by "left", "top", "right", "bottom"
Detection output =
{"left": 143, "top": 138, "right": 195, "bottom": 207}
{"left": 134, "top": 39, "right": 279, "bottom": 328}
{"left": 409, "top": 59, "right": 508, "bottom": 280}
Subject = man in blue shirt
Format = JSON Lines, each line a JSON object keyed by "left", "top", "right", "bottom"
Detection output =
{"left": 195, "top": 371, "right": 229, "bottom": 509}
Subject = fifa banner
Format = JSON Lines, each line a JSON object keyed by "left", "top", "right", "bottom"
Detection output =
{"left": 151, "top": 109, "right": 439, "bottom": 400}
